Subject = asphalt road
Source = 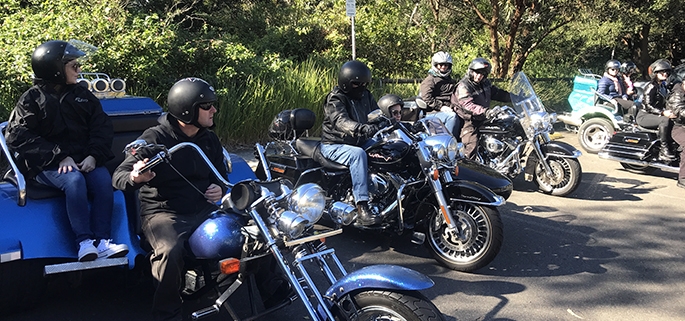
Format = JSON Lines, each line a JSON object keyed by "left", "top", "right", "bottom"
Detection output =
{"left": 4, "top": 130, "right": 685, "bottom": 321}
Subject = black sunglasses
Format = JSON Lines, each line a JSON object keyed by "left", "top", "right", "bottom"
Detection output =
{"left": 351, "top": 81, "right": 369, "bottom": 88}
{"left": 391, "top": 110, "right": 402, "bottom": 116}
{"left": 198, "top": 102, "right": 216, "bottom": 111}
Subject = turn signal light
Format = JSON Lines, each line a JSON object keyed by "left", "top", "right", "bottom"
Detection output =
{"left": 219, "top": 258, "right": 240, "bottom": 275}
{"left": 454, "top": 165, "right": 459, "bottom": 177}
{"left": 432, "top": 169, "right": 439, "bottom": 180}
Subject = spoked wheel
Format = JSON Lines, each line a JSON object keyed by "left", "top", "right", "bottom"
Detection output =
{"left": 334, "top": 290, "right": 445, "bottom": 321}
{"left": 578, "top": 118, "right": 614, "bottom": 154}
{"left": 426, "top": 203, "right": 502, "bottom": 272}
{"left": 620, "top": 162, "right": 657, "bottom": 174}
{"left": 534, "top": 156, "right": 582, "bottom": 196}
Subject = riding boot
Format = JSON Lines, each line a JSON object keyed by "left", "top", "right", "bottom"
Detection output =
{"left": 356, "top": 201, "right": 381, "bottom": 226}
{"left": 678, "top": 179, "right": 685, "bottom": 189}
{"left": 658, "top": 125, "right": 676, "bottom": 161}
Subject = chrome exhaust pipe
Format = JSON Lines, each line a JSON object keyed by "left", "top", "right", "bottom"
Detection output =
{"left": 597, "top": 152, "right": 679, "bottom": 174}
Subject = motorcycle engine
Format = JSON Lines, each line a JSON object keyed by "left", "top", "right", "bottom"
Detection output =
{"left": 480, "top": 134, "right": 520, "bottom": 171}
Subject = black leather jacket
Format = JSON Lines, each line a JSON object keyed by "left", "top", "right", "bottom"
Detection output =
{"left": 641, "top": 80, "right": 669, "bottom": 115}
{"left": 667, "top": 83, "right": 685, "bottom": 125}
{"left": 5, "top": 83, "right": 114, "bottom": 179}
{"left": 321, "top": 86, "right": 378, "bottom": 146}
{"left": 453, "top": 76, "right": 510, "bottom": 121}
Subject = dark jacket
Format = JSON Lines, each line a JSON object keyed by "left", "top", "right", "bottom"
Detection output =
{"left": 667, "top": 83, "right": 685, "bottom": 125}
{"left": 321, "top": 86, "right": 378, "bottom": 146}
{"left": 597, "top": 74, "right": 628, "bottom": 99}
{"left": 419, "top": 71, "right": 456, "bottom": 112}
{"left": 112, "top": 113, "right": 227, "bottom": 217}
{"left": 452, "top": 76, "right": 510, "bottom": 121}
{"left": 5, "top": 83, "right": 114, "bottom": 179}
{"left": 642, "top": 80, "right": 669, "bottom": 115}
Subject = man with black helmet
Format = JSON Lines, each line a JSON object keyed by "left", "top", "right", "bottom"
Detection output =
{"left": 113, "top": 77, "right": 227, "bottom": 321}
{"left": 452, "top": 57, "right": 512, "bottom": 159}
{"left": 5, "top": 40, "right": 128, "bottom": 262}
{"left": 638, "top": 59, "right": 676, "bottom": 161}
{"left": 419, "top": 51, "right": 459, "bottom": 135}
{"left": 320, "top": 60, "right": 382, "bottom": 226}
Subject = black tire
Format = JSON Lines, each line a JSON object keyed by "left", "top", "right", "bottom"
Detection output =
{"left": 620, "top": 162, "right": 657, "bottom": 174}
{"left": 578, "top": 118, "right": 615, "bottom": 154}
{"left": 426, "top": 203, "right": 503, "bottom": 272}
{"left": 0, "top": 259, "right": 49, "bottom": 315}
{"left": 534, "top": 156, "right": 582, "bottom": 196}
{"left": 335, "top": 290, "right": 445, "bottom": 321}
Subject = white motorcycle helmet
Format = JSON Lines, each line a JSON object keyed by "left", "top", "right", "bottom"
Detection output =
{"left": 430, "top": 51, "right": 453, "bottom": 77}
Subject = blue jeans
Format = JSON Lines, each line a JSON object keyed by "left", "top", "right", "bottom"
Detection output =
{"left": 425, "top": 109, "right": 459, "bottom": 136}
{"left": 35, "top": 166, "right": 114, "bottom": 245}
{"left": 320, "top": 143, "right": 369, "bottom": 203}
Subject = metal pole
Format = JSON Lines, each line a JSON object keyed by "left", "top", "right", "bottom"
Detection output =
{"left": 351, "top": 16, "right": 356, "bottom": 60}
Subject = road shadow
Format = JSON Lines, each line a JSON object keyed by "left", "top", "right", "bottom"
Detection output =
{"left": 510, "top": 172, "right": 662, "bottom": 201}
{"left": 479, "top": 200, "right": 618, "bottom": 278}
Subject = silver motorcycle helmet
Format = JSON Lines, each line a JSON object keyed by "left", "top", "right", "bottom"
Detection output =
{"left": 430, "top": 51, "right": 453, "bottom": 77}
{"left": 189, "top": 212, "right": 245, "bottom": 259}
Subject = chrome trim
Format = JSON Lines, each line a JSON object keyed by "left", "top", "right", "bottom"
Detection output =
{"left": 0, "top": 122, "right": 27, "bottom": 206}
{"left": 0, "top": 250, "right": 21, "bottom": 263}
{"left": 597, "top": 152, "right": 679, "bottom": 174}
{"left": 44, "top": 257, "right": 128, "bottom": 275}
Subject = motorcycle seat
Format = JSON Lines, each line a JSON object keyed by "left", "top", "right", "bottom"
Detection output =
{"left": 294, "top": 139, "right": 349, "bottom": 171}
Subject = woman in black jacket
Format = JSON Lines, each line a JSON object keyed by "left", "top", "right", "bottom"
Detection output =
{"left": 638, "top": 59, "right": 677, "bottom": 160}
{"left": 667, "top": 79, "right": 685, "bottom": 189}
{"left": 5, "top": 40, "right": 128, "bottom": 261}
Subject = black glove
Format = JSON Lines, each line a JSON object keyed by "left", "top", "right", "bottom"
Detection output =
{"left": 360, "top": 124, "right": 380, "bottom": 139}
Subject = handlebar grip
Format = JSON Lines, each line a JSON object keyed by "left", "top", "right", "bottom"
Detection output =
{"left": 131, "top": 152, "right": 165, "bottom": 176}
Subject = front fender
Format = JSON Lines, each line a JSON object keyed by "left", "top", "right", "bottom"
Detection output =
{"left": 454, "top": 158, "right": 513, "bottom": 200}
{"left": 444, "top": 179, "right": 505, "bottom": 206}
{"left": 324, "top": 265, "right": 433, "bottom": 300}
{"left": 541, "top": 141, "right": 582, "bottom": 158}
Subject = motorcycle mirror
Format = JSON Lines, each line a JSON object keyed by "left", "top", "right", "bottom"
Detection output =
{"left": 415, "top": 98, "right": 428, "bottom": 110}
{"left": 123, "top": 139, "right": 150, "bottom": 155}
{"left": 367, "top": 109, "right": 383, "bottom": 122}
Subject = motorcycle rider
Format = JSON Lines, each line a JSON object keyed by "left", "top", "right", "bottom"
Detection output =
{"left": 378, "top": 94, "right": 404, "bottom": 122}
{"left": 620, "top": 61, "right": 639, "bottom": 98}
{"left": 112, "top": 77, "right": 227, "bottom": 321}
{"left": 320, "top": 60, "right": 382, "bottom": 226}
{"left": 598, "top": 59, "right": 633, "bottom": 111}
{"left": 5, "top": 40, "right": 128, "bottom": 262}
{"left": 666, "top": 78, "right": 685, "bottom": 188}
{"left": 419, "top": 51, "right": 460, "bottom": 136}
{"left": 637, "top": 59, "right": 676, "bottom": 161}
{"left": 452, "top": 57, "right": 512, "bottom": 159}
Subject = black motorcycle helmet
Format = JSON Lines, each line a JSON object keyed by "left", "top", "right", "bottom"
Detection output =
{"left": 468, "top": 58, "right": 492, "bottom": 80}
{"left": 648, "top": 59, "right": 672, "bottom": 80}
{"left": 31, "top": 40, "right": 85, "bottom": 84}
{"left": 620, "top": 61, "right": 637, "bottom": 75}
{"left": 167, "top": 77, "right": 217, "bottom": 126}
{"left": 338, "top": 60, "right": 371, "bottom": 99}
{"left": 605, "top": 59, "right": 621, "bottom": 72}
{"left": 377, "top": 94, "right": 404, "bottom": 118}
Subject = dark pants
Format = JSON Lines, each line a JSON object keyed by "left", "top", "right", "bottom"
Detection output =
{"left": 637, "top": 110, "right": 673, "bottom": 144}
{"left": 460, "top": 118, "right": 483, "bottom": 159}
{"left": 672, "top": 125, "right": 685, "bottom": 182}
{"left": 141, "top": 212, "right": 208, "bottom": 321}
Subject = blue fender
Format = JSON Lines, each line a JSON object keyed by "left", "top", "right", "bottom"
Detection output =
{"left": 324, "top": 264, "right": 434, "bottom": 300}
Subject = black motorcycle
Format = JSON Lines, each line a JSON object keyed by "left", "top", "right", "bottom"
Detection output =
{"left": 256, "top": 110, "right": 507, "bottom": 272}
{"left": 123, "top": 140, "right": 444, "bottom": 321}
{"left": 598, "top": 122, "right": 680, "bottom": 174}
{"left": 476, "top": 72, "right": 583, "bottom": 196}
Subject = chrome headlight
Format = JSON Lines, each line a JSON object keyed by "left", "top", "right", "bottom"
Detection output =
{"left": 288, "top": 183, "right": 325, "bottom": 226}
{"left": 277, "top": 210, "right": 308, "bottom": 239}
{"left": 423, "top": 134, "right": 458, "bottom": 162}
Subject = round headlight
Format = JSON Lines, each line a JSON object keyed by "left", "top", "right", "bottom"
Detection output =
{"left": 277, "top": 210, "right": 308, "bottom": 239}
{"left": 447, "top": 137, "right": 459, "bottom": 162}
{"left": 288, "top": 183, "right": 326, "bottom": 225}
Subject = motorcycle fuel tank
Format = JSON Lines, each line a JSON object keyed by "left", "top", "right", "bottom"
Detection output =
{"left": 366, "top": 141, "right": 411, "bottom": 169}
{"left": 479, "top": 115, "right": 518, "bottom": 135}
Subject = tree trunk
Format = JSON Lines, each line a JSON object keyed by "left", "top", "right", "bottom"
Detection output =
{"left": 636, "top": 24, "right": 651, "bottom": 80}
{"left": 488, "top": 0, "right": 501, "bottom": 77}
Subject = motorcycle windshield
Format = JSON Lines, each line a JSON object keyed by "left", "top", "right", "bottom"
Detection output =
{"left": 509, "top": 72, "right": 553, "bottom": 137}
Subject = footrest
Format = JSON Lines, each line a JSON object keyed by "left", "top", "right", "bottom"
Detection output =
{"left": 44, "top": 257, "right": 128, "bottom": 275}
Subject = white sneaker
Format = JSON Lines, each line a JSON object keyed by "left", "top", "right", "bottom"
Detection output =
{"left": 78, "top": 239, "right": 98, "bottom": 262}
{"left": 96, "top": 239, "right": 129, "bottom": 259}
